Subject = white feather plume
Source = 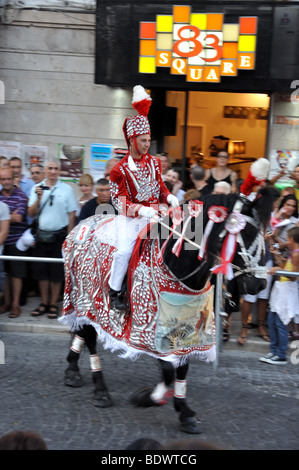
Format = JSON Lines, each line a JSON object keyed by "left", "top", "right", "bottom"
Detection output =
{"left": 132, "top": 85, "right": 151, "bottom": 104}
{"left": 250, "top": 158, "right": 270, "bottom": 180}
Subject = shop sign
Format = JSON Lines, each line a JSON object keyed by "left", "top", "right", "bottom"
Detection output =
{"left": 139, "top": 5, "right": 257, "bottom": 82}
{"left": 275, "top": 115, "right": 299, "bottom": 126}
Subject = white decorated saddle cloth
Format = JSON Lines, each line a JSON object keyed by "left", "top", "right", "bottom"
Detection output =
{"left": 61, "top": 214, "right": 216, "bottom": 364}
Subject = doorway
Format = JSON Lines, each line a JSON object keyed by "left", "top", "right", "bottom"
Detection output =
{"left": 163, "top": 90, "right": 270, "bottom": 181}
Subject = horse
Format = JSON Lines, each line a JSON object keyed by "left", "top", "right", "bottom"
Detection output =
{"left": 59, "top": 185, "right": 279, "bottom": 434}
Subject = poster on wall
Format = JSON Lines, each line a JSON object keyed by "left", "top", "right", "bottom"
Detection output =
{"left": 0, "top": 140, "right": 21, "bottom": 159}
{"left": 90, "top": 143, "right": 113, "bottom": 179}
{"left": 22, "top": 145, "right": 48, "bottom": 177}
{"left": 268, "top": 149, "right": 299, "bottom": 185}
{"left": 58, "top": 144, "right": 85, "bottom": 182}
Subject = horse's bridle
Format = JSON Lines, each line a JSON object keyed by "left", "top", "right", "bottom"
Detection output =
{"left": 156, "top": 196, "right": 267, "bottom": 283}
{"left": 221, "top": 199, "right": 267, "bottom": 280}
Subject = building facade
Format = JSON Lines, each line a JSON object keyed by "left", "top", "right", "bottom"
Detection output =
{"left": 0, "top": 1, "right": 299, "bottom": 187}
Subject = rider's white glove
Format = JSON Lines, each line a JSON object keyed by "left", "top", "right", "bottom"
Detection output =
{"left": 138, "top": 206, "right": 157, "bottom": 219}
{"left": 167, "top": 194, "right": 180, "bottom": 208}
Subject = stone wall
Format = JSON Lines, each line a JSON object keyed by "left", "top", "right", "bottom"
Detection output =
{"left": 0, "top": 9, "right": 132, "bottom": 175}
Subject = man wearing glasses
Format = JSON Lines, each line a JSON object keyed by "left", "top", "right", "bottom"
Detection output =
{"left": 28, "top": 158, "right": 77, "bottom": 319}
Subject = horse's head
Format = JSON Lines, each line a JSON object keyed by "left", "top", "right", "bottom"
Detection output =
{"left": 159, "top": 185, "right": 280, "bottom": 295}
{"left": 228, "top": 185, "right": 280, "bottom": 295}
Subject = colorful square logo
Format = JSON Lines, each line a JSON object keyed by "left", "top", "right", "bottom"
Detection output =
{"left": 139, "top": 7, "right": 257, "bottom": 83}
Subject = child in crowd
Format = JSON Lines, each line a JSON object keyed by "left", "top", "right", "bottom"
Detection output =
{"left": 259, "top": 226, "right": 299, "bottom": 365}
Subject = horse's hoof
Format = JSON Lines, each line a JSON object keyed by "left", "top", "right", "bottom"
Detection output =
{"left": 129, "top": 387, "right": 155, "bottom": 407}
{"left": 93, "top": 389, "right": 113, "bottom": 408}
{"left": 129, "top": 387, "right": 160, "bottom": 407}
{"left": 180, "top": 416, "right": 202, "bottom": 434}
{"left": 64, "top": 369, "right": 84, "bottom": 388}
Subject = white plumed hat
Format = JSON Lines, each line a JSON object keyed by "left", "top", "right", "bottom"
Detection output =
{"left": 123, "top": 86, "right": 152, "bottom": 147}
{"left": 240, "top": 158, "right": 270, "bottom": 196}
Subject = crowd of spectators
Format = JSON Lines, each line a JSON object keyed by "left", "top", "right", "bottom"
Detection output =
{"left": 154, "top": 153, "right": 299, "bottom": 361}
{"left": 0, "top": 155, "right": 118, "bottom": 319}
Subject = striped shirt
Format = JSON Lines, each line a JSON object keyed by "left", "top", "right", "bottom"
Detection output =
{"left": 0, "top": 187, "right": 28, "bottom": 245}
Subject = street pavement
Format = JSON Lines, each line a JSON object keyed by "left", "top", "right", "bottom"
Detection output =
{"left": 0, "top": 296, "right": 298, "bottom": 451}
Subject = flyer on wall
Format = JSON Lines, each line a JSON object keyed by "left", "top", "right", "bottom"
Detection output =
{"left": 22, "top": 145, "right": 48, "bottom": 177}
{"left": 268, "top": 149, "right": 299, "bottom": 188}
{"left": 0, "top": 140, "right": 21, "bottom": 159}
{"left": 90, "top": 143, "right": 113, "bottom": 180}
{"left": 58, "top": 143, "right": 85, "bottom": 182}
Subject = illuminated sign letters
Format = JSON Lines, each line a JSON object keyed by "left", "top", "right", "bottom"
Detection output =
{"left": 139, "top": 5, "right": 257, "bottom": 82}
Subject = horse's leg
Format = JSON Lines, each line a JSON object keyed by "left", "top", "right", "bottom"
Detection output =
{"left": 64, "top": 330, "right": 85, "bottom": 387}
{"left": 129, "top": 359, "right": 174, "bottom": 406}
{"left": 148, "top": 359, "right": 175, "bottom": 405}
{"left": 81, "top": 325, "right": 113, "bottom": 408}
{"left": 173, "top": 360, "right": 201, "bottom": 434}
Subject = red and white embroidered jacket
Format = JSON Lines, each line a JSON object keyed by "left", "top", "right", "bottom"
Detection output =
{"left": 109, "top": 153, "right": 171, "bottom": 218}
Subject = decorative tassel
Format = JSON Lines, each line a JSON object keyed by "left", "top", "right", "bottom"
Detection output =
{"left": 158, "top": 206, "right": 184, "bottom": 264}
{"left": 171, "top": 200, "right": 203, "bottom": 258}
{"left": 198, "top": 205, "right": 228, "bottom": 260}
{"left": 211, "top": 232, "right": 237, "bottom": 280}
{"left": 211, "top": 212, "right": 246, "bottom": 280}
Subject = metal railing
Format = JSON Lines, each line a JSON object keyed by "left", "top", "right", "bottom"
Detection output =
{"left": 0, "top": 255, "right": 298, "bottom": 369}
{"left": 0, "top": 255, "right": 64, "bottom": 263}
{"left": 213, "top": 270, "right": 299, "bottom": 368}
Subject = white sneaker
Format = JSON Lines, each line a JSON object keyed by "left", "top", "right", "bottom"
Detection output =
{"left": 259, "top": 352, "right": 274, "bottom": 363}
{"left": 260, "top": 354, "right": 287, "bottom": 365}
{"left": 267, "top": 355, "right": 287, "bottom": 365}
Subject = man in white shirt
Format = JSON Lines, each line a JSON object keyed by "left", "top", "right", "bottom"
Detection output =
{"left": 28, "top": 158, "right": 77, "bottom": 319}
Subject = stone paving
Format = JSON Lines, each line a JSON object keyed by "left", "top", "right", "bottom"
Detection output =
{"left": 0, "top": 316, "right": 298, "bottom": 450}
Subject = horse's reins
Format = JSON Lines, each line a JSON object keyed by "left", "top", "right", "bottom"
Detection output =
{"left": 154, "top": 197, "right": 266, "bottom": 281}
{"left": 153, "top": 215, "right": 202, "bottom": 251}
{"left": 154, "top": 199, "right": 265, "bottom": 281}
{"left": 153, "top": 214, "right": 206, "bottom": 282}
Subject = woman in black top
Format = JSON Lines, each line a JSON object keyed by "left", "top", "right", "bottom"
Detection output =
{"left": 205, "top": 151, "right": 237, "bottom": 193}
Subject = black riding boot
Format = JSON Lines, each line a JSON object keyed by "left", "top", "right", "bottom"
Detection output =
{"left": 109, "top": 288, "right": 127, "bottom": 311}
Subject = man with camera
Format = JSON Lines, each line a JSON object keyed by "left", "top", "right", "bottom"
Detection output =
{"left": 28, "top": 158, "right": 77, "bottom": 319}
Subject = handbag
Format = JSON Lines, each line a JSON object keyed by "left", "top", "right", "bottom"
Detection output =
{"left": 36, "top": 227, "right": 67, "bottom": 244}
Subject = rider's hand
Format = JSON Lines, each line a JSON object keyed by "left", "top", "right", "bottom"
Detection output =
{"left": 138, "top": 206, "right": 157, "bottom": 219}
{"left": 167, "top": 194, "right": 180, "bottom": 208}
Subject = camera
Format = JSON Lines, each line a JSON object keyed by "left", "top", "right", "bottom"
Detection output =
{"left": 40, "top": 185, "right": 49, "bottom": 190}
